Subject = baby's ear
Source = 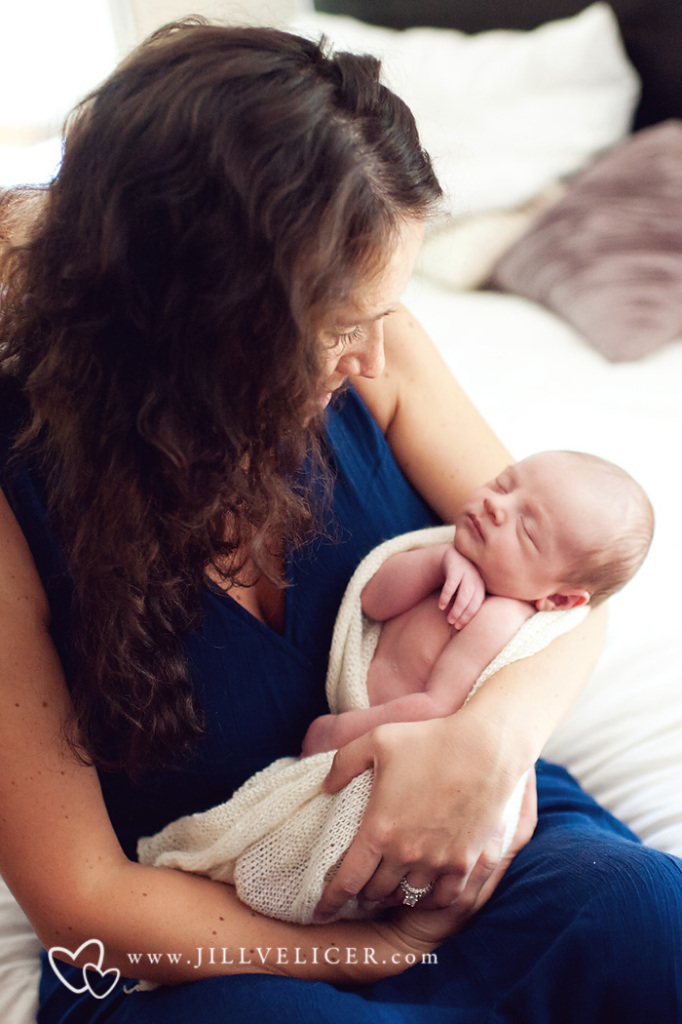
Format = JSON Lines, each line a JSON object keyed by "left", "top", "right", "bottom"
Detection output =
{"left": 535, "top": 589, "right": 590, "bottom": 612}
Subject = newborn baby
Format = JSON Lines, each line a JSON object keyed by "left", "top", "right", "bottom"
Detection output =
{"left": 302, "top": 450, "right": 653, "bottom": 756}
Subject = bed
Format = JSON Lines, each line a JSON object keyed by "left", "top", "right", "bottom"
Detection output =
{"left": 1, "top": 2, "right": 681, "bottom": 1020}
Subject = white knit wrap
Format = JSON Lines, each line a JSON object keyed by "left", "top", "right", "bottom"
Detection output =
{"left": 138, "top": 526, "right": 588, "bottom": 923}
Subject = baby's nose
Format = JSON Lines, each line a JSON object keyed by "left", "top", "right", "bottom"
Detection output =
{"left": 484, "top": 496, "right": 503, "bottom": 525}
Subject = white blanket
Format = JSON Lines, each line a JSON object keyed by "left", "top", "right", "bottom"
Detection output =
{"left": 138, "top": 526, "right": 587, "bottom": 923}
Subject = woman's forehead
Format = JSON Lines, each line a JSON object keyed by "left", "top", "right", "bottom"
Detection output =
{"left": 329, "top": 218, "right": 425, "bottom": 325}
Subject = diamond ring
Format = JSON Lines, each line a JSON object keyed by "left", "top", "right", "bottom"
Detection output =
{"left": 399, "top": 877, "right": 435, "bottom": 907}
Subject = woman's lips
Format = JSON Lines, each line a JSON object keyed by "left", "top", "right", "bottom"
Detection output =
{"left": 319, "top": 382, "right": 344, "bottom": 410}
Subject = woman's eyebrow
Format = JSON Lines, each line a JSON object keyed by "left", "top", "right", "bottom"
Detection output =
{"left": 334, "top": 307, "right": 397, "bottom": 329}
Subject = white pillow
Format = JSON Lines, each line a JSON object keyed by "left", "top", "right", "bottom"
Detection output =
{"left": 289, "top": 3, "right": 640, "bottom": 218}
{"left": 415, "top": 183, "right": 566, "bottom": 291}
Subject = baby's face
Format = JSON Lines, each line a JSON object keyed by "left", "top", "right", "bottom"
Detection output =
{"left": 453, "top": 453, "right": 605, "bottom": 604}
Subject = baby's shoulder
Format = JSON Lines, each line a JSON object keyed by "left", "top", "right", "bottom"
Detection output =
{"left": 477, "top": 594, "right": 535, "bottom": 632}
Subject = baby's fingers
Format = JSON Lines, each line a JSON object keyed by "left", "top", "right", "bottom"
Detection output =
{"left": 447, "top": 579, "right": 485, "bottom": 629}
{"left": 438, "top": 575, "right": 462, "bottom": 613}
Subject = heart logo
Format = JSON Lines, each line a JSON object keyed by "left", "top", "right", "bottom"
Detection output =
{"left": 82, "top": 961, "right": 121, "bottom": 999}
{"left": 48, "top": 939, "right": 120, "bottom": 999}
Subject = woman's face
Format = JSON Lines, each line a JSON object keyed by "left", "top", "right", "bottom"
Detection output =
{"left": 312, "top": 217, "right": 425, "bottom": 414}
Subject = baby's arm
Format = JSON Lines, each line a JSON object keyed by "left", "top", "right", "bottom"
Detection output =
{"left": 421, "top": 596, "right": 535, "bottom": 712}
{"left": 362, "top": 542, "right": 485, "bottom": 630}
{"left": 302, "top": 596, "right": 535, "bottom": 756}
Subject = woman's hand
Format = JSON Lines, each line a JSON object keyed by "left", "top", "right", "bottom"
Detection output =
{"left": 388, "top": 764, "right": 537, "bottom": 926}
{"left": 314, "top": 711, "right": 535, "bottom": 922}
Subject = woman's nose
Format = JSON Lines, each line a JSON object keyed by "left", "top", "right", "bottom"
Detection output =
{"left": 337, "top": 322, "right": 386, "bottom": 379}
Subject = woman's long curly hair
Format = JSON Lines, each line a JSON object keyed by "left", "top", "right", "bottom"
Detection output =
{"left": 0, "top": 20, "right": 442, "bottom": 776}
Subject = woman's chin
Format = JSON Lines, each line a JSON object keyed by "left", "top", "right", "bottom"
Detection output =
{"left": 302, "top": 391, "right": 333, "bottom": 424}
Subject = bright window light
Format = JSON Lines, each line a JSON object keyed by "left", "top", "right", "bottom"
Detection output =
{"left": 0, "top": 0, "right": 119, "bottom": 143}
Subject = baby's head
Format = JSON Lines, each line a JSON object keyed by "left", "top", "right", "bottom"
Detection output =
{"left": 453, "top": 450, "right": 654, "bottom": 610}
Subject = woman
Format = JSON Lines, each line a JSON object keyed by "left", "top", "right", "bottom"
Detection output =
{"left": 0, "top": 20, "right": 680, "bottom": 1023}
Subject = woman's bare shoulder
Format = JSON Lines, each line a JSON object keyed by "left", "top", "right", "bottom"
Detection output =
{"left": 0, "top": 485, "right": 50, "bottom": 623}
{"left": 353, "top": 305, "right": 512, "bottom": 520}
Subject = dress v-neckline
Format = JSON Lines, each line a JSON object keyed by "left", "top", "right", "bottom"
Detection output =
{"left": 205, "top": 557, "right": 313, "bottom": 667}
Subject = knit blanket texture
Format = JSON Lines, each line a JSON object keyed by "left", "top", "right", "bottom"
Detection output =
{"left": 138, "top": 526, "right": 587, "bottom": 923}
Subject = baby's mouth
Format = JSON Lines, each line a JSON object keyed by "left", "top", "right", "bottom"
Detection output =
{"left": 468, "top": 512, "right": 485, "bottom": 540}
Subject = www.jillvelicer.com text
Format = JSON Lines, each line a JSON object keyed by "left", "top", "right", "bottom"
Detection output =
{"left": 126, "top": 947, "right": 439, "bottom": 970}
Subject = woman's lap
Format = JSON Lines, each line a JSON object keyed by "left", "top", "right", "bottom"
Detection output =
{"left": 38, "top": 761, "right": 682, "bottom": 1024}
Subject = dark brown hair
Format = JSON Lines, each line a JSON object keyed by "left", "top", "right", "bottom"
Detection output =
{"left": 0, "top": 20, "right": 441, "bottom": 775}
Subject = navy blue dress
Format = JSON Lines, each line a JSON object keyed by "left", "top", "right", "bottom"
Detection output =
{"left": 1, "top": 384, "right": 681, "bottom": 1022}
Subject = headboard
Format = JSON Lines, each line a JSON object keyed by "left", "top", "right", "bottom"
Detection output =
{"left": 314, "top": 1, "right": 682, "bottom": 130}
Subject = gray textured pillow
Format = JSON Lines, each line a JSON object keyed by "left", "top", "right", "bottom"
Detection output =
{"left": 489, "top": 120, "right": 682, "bottom": 361}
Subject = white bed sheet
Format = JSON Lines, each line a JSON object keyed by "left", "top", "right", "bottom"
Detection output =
{"left": 404, "top": 275, "right": 682, "bottom": 855}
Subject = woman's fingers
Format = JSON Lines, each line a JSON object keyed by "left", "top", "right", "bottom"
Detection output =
{"left": 362, "top": 864, "right": 440, "bottom": 906}
{"left": 321, "top": 731, "right": 375, "bottom": 796}
{"left": 314, "top": 841, "right": 383, "bottom": 921}
{"left": 444, "top": 768, "right": 539, "bottom": 920}
{"left": 379, "top": 824, "right": 505, "bottom": 913}
{"left": 315, "top": 733, "right": 383, "bottom": 920}
{"left": 316, "top": 719, "right": 537, "bottom": 924}
{"left": 387, "top": 832, "right": 507, "bottom": 946}
{"left": 447, "top": 827, "right": 505, "bottom": 911}
{"left": 317, "top": 722, "right": 475, "bottom": 918}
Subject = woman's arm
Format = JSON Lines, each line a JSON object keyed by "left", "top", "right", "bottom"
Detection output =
{"left": 313, "top": 305, "right": 607, "bottom": 920}
{"left": 0, "top": 488, "right": 464, "bottom": 987}
{"left": 355, "top": 304, "right": 515, "bottom": 521}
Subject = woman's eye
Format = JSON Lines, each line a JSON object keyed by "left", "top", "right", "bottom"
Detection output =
{"left": 333, "top": 326, "right": 364, "bottom": 347}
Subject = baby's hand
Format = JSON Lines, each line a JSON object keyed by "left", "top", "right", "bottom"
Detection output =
{"left": 438, "top": 546, "right": 486, "bottom": 629}
{"left": 301, "top": 714, "right": 340, "bottom": 757}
